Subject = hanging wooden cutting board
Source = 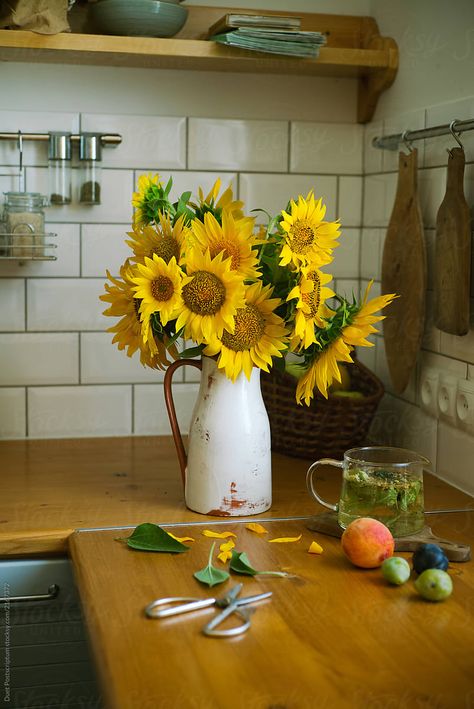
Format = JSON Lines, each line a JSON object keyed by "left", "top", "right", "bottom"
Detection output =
{"left": 434, "top": 147, "right": 471, "bottom": 335}
{"left": 382, "top": 148, "right": 426, "bottom": 394}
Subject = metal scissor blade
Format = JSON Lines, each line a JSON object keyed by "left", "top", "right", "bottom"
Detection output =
{"left": 145, "top": 596, "right": 217, "bottom": 619}
{"left": 216, "top": 583, "right": 243, "bottom": 608}
{"left": 202, "top": 602, "right": 252, "bottom": 638}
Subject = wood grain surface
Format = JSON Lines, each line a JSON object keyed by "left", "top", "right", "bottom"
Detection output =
{"left": 434, "top": 147, "right": 471, "bottom": 335}
{"left": 382, "top": 149, "right": 426, "bottom": 394}
{"left": 70, "top": 514, "right": 474, "bottom": 709}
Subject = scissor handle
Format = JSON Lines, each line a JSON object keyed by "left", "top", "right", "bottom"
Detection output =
{"left": 202, "top": 606, "right": 252, "bottom": 638}
{"left": 145, "top": 596, "right": 216, "bottom": 619}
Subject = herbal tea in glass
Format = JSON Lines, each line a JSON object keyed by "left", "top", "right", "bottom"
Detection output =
{"left": 306, "top": 446, "right": 428, "bottom": 537}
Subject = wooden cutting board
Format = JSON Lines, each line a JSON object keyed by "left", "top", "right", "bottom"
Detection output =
{"left": 434, "top": 147, "right": 471, "bottom": 335}
{"left": 382, "top": 149, "right": 426, "bottom": 393}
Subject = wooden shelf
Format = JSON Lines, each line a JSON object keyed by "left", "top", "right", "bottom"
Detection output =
{"left": 0, "top": 8, "right": 398, "bottom": 123}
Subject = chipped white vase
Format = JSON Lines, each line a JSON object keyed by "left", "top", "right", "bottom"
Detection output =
{"left": 164, "top": 356, "right": 272, "bottom": 516}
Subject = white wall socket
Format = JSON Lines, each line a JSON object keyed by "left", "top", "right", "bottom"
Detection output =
{"left": 437, "top": 373, "right": 458, "bottom": 424}
{"left": 456, "top": 379, "right": 474, "bottom": 433}
{"left": 419, "top": 366, "right": 440, "bottom": 418}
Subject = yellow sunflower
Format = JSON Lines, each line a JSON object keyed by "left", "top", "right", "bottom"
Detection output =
{"left": 132, "top": 173, "right": 161, "bottom": 228}
{"left": 190, "top": 210, "right": 260, "bottom": 280}
{"left": 295, "top": 281, "right": 397, "bottom": 404}
{"left": 126, "top": 213, "right": 188, "bottom": 266}
{"left": 175, "top": 249, "right": 246, "bottom": 344}
{"left": 296, "top": 337, "right": 354, "bottom": 405}
{"left": 197, "top": 178, "right": 244, "bottom": 220}
{"left": 204, "top": 282, "right": 288, "bottom": 381}
{"left": 287, "top": 267, "right": 335, "bottom": 349}
{"left": 100, "top": 263, "right": 172, "bottom": 370}
{"left": 131, "top": 255, "right": 185, "bottom": 328}
{"left": 279, "top": 191, "right": 340, "bottom": 268}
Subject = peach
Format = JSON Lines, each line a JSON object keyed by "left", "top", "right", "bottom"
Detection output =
{"left": 341, "top": 517, "right": 395, "bottom": 569}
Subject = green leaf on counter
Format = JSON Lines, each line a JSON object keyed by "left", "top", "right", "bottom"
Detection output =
{"left": 230, "top": 550, "right": 291, "bottom": 578}
{"left": 194, "top": 542, "right": 230, "bottom": 587}
{"left": 120, "top": 523, "right": 190, "bottom": 553}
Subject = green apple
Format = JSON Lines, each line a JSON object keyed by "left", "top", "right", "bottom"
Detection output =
{"left": 414, "top": 569, "right": 453, "bottom": 601}
{"left": 381, "top": 556, "right": 411, "bottom": 585}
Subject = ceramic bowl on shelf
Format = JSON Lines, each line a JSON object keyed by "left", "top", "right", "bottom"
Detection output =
{"left": 89, "top": 0, "right": 188, "bottom": 38}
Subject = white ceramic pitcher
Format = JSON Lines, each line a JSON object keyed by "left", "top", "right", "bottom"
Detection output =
{"left": 164, "top": 356, "right": 272, "bottom": 516}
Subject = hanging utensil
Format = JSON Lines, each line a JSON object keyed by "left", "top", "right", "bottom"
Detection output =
{"left": 434, "top": 121, "right": 471, "bottom": 336}
{"left": 382, "top": 138, "right": 427, "bottom": 393}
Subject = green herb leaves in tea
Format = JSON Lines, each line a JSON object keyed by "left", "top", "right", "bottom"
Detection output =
{"left": 194, "top": 542, "right": 230, "bottom": 587}
{"left": 119, "top": 523, "right": 190, "bottom": 553}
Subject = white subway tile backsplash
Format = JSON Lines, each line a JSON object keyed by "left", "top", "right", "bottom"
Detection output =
{"left": 156, "top": 171, "right": 238, "bottom": 204}
{"left": 370, "top": 393, "right": 437, "bottom": 469}
{"left": 437, "top": 422, "right": 474, "bottom": 495}
{"left": 422, "top": 291, "right": 441, "bottom": 353}
{"left": 134, "top": 383, "right": 198, "bottom": 435}
{"left": 0, "top": 224, "right": 80, "bottom": 278}
{"left": 26, "top": 167, "right": 133, "bottom": 223}
{"left": 374, "top": 334, "right": 417, "bottom": 404}
{"left": 239, "top": 173, "right": 337, "bottom": 224}
{"left": 360, "top": 228, "right": 383, "bottom": 281}
{"left": 81, "top": 332, "right": 163, "bottom": 384}
{"left": 338, "top": 176, "right": 362, "bottom": 226}
{"left": 81, "top": 114, "right": 186, "bottom": 169}
{"left": 0, "top": 279, "right": 25, "bottom": 331}
{"left": 420, "top": 351, "right": 468, "bottom": 378}
{"left": 0, "top": 388, "right": 25, "bottom": 438}
{"left": 28, "top": 385, "right": 132, "bottom": 438}
{"left": 291, "top": 122, "right": 363, "bottom": 175}
{"left": 189, "top": 118, "right": 288, "bottom": 172}
{"left": 363, "top": 173, "right": 397, "bottom": 227}
{"left": 27, "top": 278, "right": 106, "bottom": 331}
{"left": 82, "top": 224, "right": 130, "bottom": 277}
{"left": 335, "top": 278, "right": 359, "bottom": 301}
{"left": 0, "top": 110, "right": 79, "bottom": 167}
{"left": 355, "top": 344, "right": 376, "bottom": 372}
{"left": 330, "top": 228, "right": 360, "bottom": 279}
{"left": 439, "top": 326, "right": 474, "bottom": 365}
{"left": 0, "top": 333, "right": 78, "bottom": 385}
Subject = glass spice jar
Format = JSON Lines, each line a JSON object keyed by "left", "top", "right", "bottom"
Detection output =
{"left": 4, "top": 192, "right": 46, "bottom": 258}
{"left": 79, "top": 133, "right": 102, "bottom": 205}
{"left": 48, "top": 132, "right": 72, "bottom": 205}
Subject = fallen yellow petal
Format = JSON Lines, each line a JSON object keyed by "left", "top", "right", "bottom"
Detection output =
{"left": 219, "top": 539, "right": 235, "bottom": 553}
{"left": 166, "top": 532, "right": 195, "bottom": 543}
{"left": 202, "top": 530, "right": 237, "bottom": 539}
{"left": 308, "top": 541, "right": 324, "bottom": 554}
{"left": 246, "top": 523, "right": 268, "bottom": 534}
{"left": 268, "top": 534, "right": 302, "bottom": 544}
{"left": 217, "top": 550, "right": 232, "bottom": 564}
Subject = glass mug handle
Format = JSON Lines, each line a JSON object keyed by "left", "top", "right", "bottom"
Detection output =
{"left": 306, "top": 459, "right": 343, "bottom": 513}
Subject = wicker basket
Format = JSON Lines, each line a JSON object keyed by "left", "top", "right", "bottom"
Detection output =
{"left": 261, "top": 359, "right": 384, "bottom": 460}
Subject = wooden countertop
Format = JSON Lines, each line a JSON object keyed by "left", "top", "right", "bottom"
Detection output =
{"left": 0, "top": 436, "right": 318, "bottom": 556}
{"left": 70, "top": 515, "right": 474, "bottom": 709}
{"left": 0, "top": 436, "right": 472, "bottom": 556}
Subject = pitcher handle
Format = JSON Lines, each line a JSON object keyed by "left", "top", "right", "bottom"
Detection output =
{"left": 306, "top": 459, "right": 343, "bottom": 513}
{"left": 164, "top": 358, "right": 202, "bottom": 488}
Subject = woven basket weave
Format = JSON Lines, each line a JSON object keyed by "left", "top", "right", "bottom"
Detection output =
{"left": 261, "top": 359, "right": 384, "bottom": 460}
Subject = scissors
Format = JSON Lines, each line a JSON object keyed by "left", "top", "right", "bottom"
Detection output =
{"left": 144, "top": 583, "right": 272, "bottom": 638}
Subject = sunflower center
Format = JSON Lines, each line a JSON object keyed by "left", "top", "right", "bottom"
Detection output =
{"left": 302, "top": 272, "right": 321, "bottom": 317}
{"left": 151, "top": 236, "right": 179, "bottom": 264}
{"left": 210, "top": 240, "right": 240, "bottom": 270}
{"left": 151, "top": 276, "right": 175, "bottom": 302}
{"left": 182, "top": 271, "right": 226, "bottom": 315}
{"left": 290, "top": 220, "right": 315, "bottom": 253}
{"left": 221, "top": 304, "right": 265, "bottom": 351}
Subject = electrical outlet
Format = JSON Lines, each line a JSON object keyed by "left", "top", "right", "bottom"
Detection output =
{"left": 456, "top": 379, "right": 474, "bottom": 433}
{"left": 419, "top": 366, "right": 440, "bottom": 418}
{"left": 437, "top": 373, "right": 457, "bottom": 424}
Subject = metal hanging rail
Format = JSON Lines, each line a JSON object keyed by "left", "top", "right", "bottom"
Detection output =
{"left": 372, "top": 117, "right": 474, "bottom": 151}
{"left": 0, "top": 132, "right": 122, "bottom": 146}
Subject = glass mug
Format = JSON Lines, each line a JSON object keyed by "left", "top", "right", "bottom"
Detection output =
{"left": 306, "top": 446, "right": 428, "bottom": 537}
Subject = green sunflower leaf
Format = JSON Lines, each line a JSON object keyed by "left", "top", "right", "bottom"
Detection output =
{"left": 120, "top": 523, "right": 190, "bottom": 553}
{"left": 230, "top": 550, "right": 290, "bottom": 578}
{"left": 194, "top": 543, "right": 230, "bottom": 587}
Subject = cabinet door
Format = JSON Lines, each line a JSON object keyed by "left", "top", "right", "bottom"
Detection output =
{"left": 0, "top": 558, "right": 102, "bottom": 709}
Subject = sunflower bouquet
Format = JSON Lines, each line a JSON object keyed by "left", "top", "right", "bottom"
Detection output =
{"left": 101, "top": 174, "right": 395, "bottom": 405}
